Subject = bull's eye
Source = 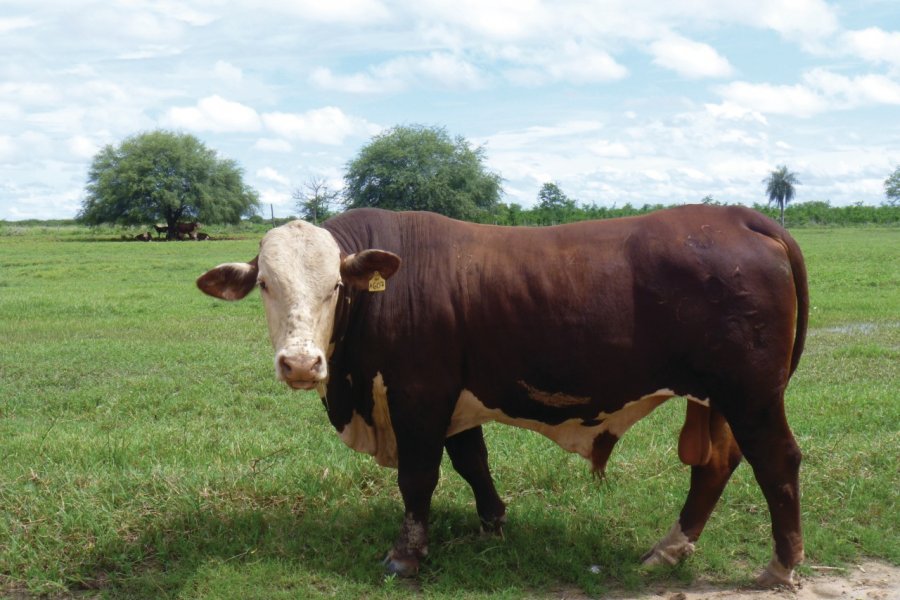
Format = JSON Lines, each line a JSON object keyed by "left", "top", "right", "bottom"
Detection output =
{"left": 258, "top": 280, "right": 268, "bottom": 292}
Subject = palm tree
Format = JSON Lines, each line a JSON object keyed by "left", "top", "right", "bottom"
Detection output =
{"left": 763, "top": 165, "right": 800, "bottom": 226}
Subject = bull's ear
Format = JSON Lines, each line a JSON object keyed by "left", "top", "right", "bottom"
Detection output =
{"left": 340, "top": 250, "right": 401, "bottom": 291}
{"left": 197, "top": 257, "right": 259, "bottom": 301}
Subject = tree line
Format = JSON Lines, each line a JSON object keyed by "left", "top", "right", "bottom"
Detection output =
{"left": 77, "top": 127, "right": 900, "bottom": 232}
{"left": 473, "top": 196, "right": 900, "bottom": 228}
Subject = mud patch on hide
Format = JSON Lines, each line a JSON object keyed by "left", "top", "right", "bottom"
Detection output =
{"left": 518, "top": 380, "right": 592, "bottom": 407}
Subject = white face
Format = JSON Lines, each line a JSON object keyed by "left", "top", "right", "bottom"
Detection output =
{"left": 256, "top": 221, "right": 343, "bottom": 389}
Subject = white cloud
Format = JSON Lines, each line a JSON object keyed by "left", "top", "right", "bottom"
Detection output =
{"left": 803, "top": 68, "right": 900, "bottom": 107}
{"left": 588, "top": 140, "right": 631, "bottom": 158}
{"left": 162, "top": 95, "right": 262, "bottom": 132}
{"left": 385, "top": 53, "right": 486, "bottom": 89}
{"left": 650, "top": 35, "right": 733, "bottom": 79}
{"left": 213, "top": 60, "right": 243, "bottom": 84}
{"left": 261, "top": 107, "right": 380, "bottom": 145}
{"left": 841, "top": 28, "right": 900, "bottom": 68}
{"left": 411, "top": 0, "right": 549, "bottom": 42}
{"left": 1, "top": 184, "right": 83, "bottom": 221}
{"left": 0, "top": 136, "right": 14, "bottom": 163}
{"left": 312, "top": 52, "right": 486, "bottom": 93}
{"left": 15, "top": 131, "right": 53, "bottom": 158}
{"left": 253, "top": 138, "right": 293, "bottom": 153}
{"left": 717, "top": 81, "right": 827, "bottom": 117}
{"left": 67, "top": 135, "right": 98, "bottom": 159}
{"left": 558, "top": 44, "right": 628, "bottom": 83}
{"left": 411, "top": 0, "right": 838, "bottom": 50}
{"left": 117, "top": 45, "right": 185, "bottom": 61}
{"left": 0, "top": 82, "right": 62, "bottom": 106}
{"left": 676, "top": 167, "right": 714, "bottom": 183}
{"left": 164, "top": 99, "right": 371, "bottom": 150}
{"left": 717, "top": 70, "right": 900, "bottom": 117}
{"left": 149, "top": 1, "right": 219, "bottom": 27}
{"left": 256, "top": 167, "right": 290, "bottom": 186}
{"left": 481, "top": 121, "right": 606, "bottom": 150}
{"left": 258, "top": 187, "right": 293, "bottom": 210}
{"left": 310, "top": 68, "right": 386, "bottom": 94}
{"left": 502, "top": 41, "right": 627, "bottom": 86}
{"left": 753, "top": 0, "right": 838, "bottom": 44}
{"left": 262, "top": 0, "right": 390, "bottom": 23}
{"left": 705, "top": 101, "right": 768, "bottom": 125}
{"left": 0, "top": 16, "right": 38, "bottom": 34}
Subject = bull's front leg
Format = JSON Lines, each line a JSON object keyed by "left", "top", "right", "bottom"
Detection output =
{"left": 383, "top": 391, "right": 449, "bottom": 577}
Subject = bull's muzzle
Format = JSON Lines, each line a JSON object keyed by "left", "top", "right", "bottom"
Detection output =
{"left": 277, "top": 350, "right": 327, "bottom": 390}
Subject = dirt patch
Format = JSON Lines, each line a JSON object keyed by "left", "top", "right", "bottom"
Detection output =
{"left": 596, "top": 561, "right": 900, "bottom": 600}
{"left": 557, "top": 560, "right": 899, "bottom": 600}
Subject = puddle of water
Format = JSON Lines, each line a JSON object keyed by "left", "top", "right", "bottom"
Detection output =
{"left": 813, "top": 322, "right": 899, "bottom": 335}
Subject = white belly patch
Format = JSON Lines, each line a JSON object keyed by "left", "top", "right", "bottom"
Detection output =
{"left": 448, "top": 387, "right": 676, "bottom": 461}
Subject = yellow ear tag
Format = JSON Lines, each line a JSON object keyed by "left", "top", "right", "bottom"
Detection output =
{"left": 368, "top": 271, "right": 387, "bottom": 293}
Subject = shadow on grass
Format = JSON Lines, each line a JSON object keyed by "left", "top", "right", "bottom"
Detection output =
{"left": 78, "top": 486, "right": 687, "bottom": 598}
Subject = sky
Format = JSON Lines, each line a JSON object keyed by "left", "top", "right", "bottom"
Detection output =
{"left": 1, "top": 1, "right": 899, "bottom": 221}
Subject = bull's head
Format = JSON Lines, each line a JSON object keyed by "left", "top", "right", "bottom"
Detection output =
{"left": 197, "top": 220, "right": 400, "bottom": 390}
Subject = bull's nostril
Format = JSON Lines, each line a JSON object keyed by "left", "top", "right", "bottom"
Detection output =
{"left": 280, "top": 356, "right": 292, "bottom": 374}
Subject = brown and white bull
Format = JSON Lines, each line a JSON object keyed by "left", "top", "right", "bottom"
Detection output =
{"left": 197, "top": 205, "right": 808, "bottom": 586}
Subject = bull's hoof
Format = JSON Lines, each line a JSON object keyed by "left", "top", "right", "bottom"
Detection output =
{"left": 641, "top": 546, "right": 686, "bottom": 566}
{"left": 640, "top": 523, "right": 695, "bottom": 566}
{"left": 382, "top": 551, "right": 420, "bottom": 578}
{"left": 755, "top": 557, "right": 797, "bottom": 588}
{"left": 480, "top": 513, "right": 507, "bottom": 537}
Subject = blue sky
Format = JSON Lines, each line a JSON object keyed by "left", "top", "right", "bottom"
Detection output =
{"left": 1, "top": 0, "right": 898, "bottom": 220}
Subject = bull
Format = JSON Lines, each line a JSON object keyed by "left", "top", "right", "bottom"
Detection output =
{"left": 197, "top": 205, "right": 808, "bottom": 586}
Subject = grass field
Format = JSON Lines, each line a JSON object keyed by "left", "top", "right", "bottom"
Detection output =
{"left": 0, "top": 225, "right": 897, "bottom": 598}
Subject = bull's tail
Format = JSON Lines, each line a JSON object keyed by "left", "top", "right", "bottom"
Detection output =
{"left": 782, "top": 231, "right": 809, "bottom": 376}
{"left": 744, "top": 210, "right": 809, "bottom": 377}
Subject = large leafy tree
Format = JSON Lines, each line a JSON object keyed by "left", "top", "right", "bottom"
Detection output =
{"left": 885, "top": 165, "right": 900, "bottom": 207}
{"left": 78, "top": 130, "right": 259, "bottom": 237}
{"left": 762, "top": 165, "right": 800, "bottom": 226}
{"left": 343, "top": 125, "right": 502, "bottom": 221}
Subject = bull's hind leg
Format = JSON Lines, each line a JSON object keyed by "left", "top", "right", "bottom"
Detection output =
{"left": 643, "top": 407, "right": 742, "bottom": 566}
{"left": 445, "top": 426, "right": 507, "bottom": 534}
{"left": 727, "top": 399, "right": 804, "bottom": 587}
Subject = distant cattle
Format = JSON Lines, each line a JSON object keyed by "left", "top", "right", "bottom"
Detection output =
{"left": 196, "top": 232, "right": 210, "bottom": 241}
{"left": 134, "top": 232, "right": 152, "bottom": 242}
{"left": 197, "top": 206, "right": 809, "bottom": 587}
{"left": 176, "top": 222, "right": 201, "bottom": 235}
{"left": 154, "top": 224, "right": 168, "bottom": 238}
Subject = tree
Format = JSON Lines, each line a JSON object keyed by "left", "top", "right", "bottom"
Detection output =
{"left": 343, "top": 125, "right": 502, "bottom": 221}
{"left": 78, "top": 130, "right": 259, "bottom": 238}
{"left": 535, "top": 182, "right": 578, "bottom": 224}
{"left": 763, "top": 165, "right": 800, "bottom": 226}
{"left": 293, "top": 176, "right": 339, "bottom": 224}
{"left": 537, "top": 182, "right": 576, "bottom": 211}
{"left": 885, "top": 166, "right": 900, "bottom": 207}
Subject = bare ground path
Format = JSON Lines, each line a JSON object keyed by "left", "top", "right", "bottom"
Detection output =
{"left": 555, "top": 560, "right": 899, "bottom": 600}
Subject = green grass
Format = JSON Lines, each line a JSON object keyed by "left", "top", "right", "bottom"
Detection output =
{"left": 0, "top": 227, "right": 897, "bottom": 598}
